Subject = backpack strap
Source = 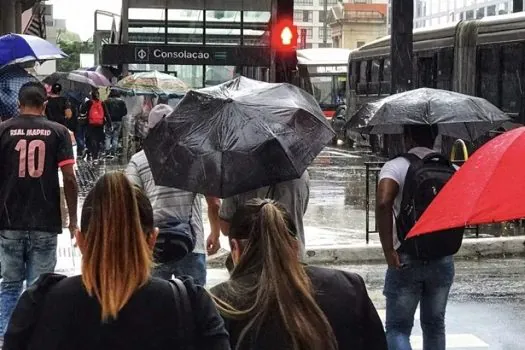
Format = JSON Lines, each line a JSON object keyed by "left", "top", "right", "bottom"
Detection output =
{"left": 169, "top": 279, "right": 195, "bottom": 349}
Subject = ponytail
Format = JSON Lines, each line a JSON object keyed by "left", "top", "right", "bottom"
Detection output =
{"left": 212, "top": 200, "right": 338, "bottom": 350}
{"left": 80, "top": 172, "right": 153, "bottom": 321}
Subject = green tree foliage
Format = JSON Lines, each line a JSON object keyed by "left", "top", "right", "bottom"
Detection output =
{"left": 56, "top": 40, "right": 94, "bottom": 72}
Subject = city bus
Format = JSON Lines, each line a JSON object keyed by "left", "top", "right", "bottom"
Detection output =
{"left": 346, "top": 12, "right": 525, "bottom": 124}
{"left": 297, "top": 48, "right": 353, "bottom": 118}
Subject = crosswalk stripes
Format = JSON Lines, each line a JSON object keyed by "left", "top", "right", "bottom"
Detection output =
{"left": 376, "top": 309, "right": 489, "bottom": 349}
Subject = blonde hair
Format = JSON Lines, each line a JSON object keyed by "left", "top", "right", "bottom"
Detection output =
{"left": 80, "top": 172, "right": 153, "bottom": 321}
{"left": 211, "top": 199, "right": 338, "bottom": 350}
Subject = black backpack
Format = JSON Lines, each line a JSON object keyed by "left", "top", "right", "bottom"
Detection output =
{"left": 396, "top": 153, "right": 464, "bottom": 259}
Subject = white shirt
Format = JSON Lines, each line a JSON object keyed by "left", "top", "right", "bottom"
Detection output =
{"left": 378, "top": 147, "right": 435, "bottom": 249}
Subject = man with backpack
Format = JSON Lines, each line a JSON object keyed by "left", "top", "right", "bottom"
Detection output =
{"left": 125, "top": 104, "right": 221, "bottom": 286}
{"left": 80, "top": 90, "right": 110, "bottom": 162}
{"left": 376, "top": 125, "right": 462, "bottom": 350}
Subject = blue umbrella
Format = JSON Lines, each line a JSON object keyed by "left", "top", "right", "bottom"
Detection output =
{"left": 0, "top": 65, "right": 38, "bottom": 121}
{"left": 0, "top": 33, "right": 67, "bottom": 67}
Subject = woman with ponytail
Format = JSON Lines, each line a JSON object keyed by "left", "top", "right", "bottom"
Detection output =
{"left": 211, "top": 199, "right": 386, "bottom": 350}
{"left": 5, "top": 172, "right": 230, "bottom": 350}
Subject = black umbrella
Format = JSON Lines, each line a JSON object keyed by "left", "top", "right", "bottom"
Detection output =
{"left": 347, "top": 88, "right": 511, "bottom": 141}
{"left": 144, "top": 76, "right": 335, "bottom": 198}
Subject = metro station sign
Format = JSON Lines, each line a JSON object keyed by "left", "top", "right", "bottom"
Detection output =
{"left": 102, "top": 44, "right": 271, "bottom": 66}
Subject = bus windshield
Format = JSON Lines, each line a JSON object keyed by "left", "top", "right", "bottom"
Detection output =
{"left": 297, "top": 48, "right": 352, "bottom": 117}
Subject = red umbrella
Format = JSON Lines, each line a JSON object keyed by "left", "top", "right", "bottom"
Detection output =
{"left": 408, "top": 127, "right": 525, "bottom": 238}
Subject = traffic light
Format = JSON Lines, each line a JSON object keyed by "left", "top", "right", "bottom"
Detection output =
{"left": 272, "top": 20, "right": 298, "bottom": 51}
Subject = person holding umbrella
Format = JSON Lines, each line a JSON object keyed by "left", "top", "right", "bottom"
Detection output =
{"left": 126, "top": 104, "right": 221, "bottom": 286}
{"left": 376, "top": 125, "right": 456, "bottom": 350}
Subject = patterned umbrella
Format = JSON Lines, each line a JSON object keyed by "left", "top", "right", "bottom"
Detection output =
{"left": 113, "top": 71, "right": 189, "bottom": 96}
{"left": 72, "top": 70, "right": 111, "bottom": 87}
{"left": 0, "top": 65, "right": 38, "bottom": 121}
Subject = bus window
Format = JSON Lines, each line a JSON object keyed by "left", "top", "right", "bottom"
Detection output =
{"left": 368, "top": 59, "right": 381, "bottom": 95}
{"left": 311, "top": 76, "right": 334, "bottom": 107}
{"left": 380, "top": 58, "right": 392, "bottom": 95}
{"left": 477, "top": 46, "right": 500, "bottom": 107}
{"left": 437, "top": 48, "right": 453, "bottom": 91}
{"left": 417, "top": 55, "right": 436, "bottom": 88}
{"left": 357, "top": 61, "right": 368, "bottom": 95}
{"left": 501, "top": 44, "right": 523, "bottom": 115}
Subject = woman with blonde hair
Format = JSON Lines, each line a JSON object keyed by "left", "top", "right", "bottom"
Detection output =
{"left": 5, "top": 172, "right": 230, "bottom": 350}
{"left": 211, "top": 199, "right": 386, "bottom": 350}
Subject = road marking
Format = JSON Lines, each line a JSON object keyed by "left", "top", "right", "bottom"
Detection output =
{"left": 377, "top": 310, "right": 488, "bottom": 349}
{"left": 321, "top": 149, "right": 361, "bottom": 158}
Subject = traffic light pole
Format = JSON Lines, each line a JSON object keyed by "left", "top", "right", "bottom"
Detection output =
{"left": 384, "top": 0, "right": 414, "bottom": 157}
{"left": 390, "top": 0, "right": 414, "bottom": 94}
{"left": 272, "top": 0, "right": 296, "bottom": 84}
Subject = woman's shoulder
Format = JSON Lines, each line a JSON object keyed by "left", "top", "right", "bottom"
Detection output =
{"left": 305, "top": 265, "right": 367, "bottom": 291}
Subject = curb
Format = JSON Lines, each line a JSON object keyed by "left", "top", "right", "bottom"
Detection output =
{"left": 302, "top": 236, "right": 525, "bottom": 265}
{"left": 207, "top": 236, "right": 525, "bottom": 267}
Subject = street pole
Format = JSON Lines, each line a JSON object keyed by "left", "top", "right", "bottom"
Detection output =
{"left": 390, "top": 0, "right": 414, "bottom": 94}
{"left": 514, "top": 0, "right": 523, "bottom": 12}
{"left": 323, "top": 0, "right": 328, "bottom": 46}
{"left": 387, "top": 0, "right": 414, "bottom": 156}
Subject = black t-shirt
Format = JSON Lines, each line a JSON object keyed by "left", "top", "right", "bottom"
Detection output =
{"left": 22, "top": 276, "right": 230, "bottom": 350}
{"left": 0, "top": 115, "right": 74, "bottom": 233}
{"left": 104, "top": 98, "right": 128, "bottom": 123}
{"left": 45, "top": 96, "right": 71, "bottom": 126}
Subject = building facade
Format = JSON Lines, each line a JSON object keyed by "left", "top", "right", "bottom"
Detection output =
{"left": 387, "top": 0, "right": 514, "bottom": 32}
{"left": 294, "top": 0, "right": 339, "bottom": 48}
{"left": 329, "top": 1, "right": 387, "bottom": 49}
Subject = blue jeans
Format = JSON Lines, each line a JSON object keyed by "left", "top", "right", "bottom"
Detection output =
{"left": 76, "top": 124, "right": 86, "bottom": 154}
{"left": 105, "top": 121, "right": 122, "bottom": 154}
{"left": 0, "top": 231, "right": 57, "bottom": 335}
{"left": 152, "top": 252, "right": 206, "bottom": 286}
{"left": 384, "top": 254, "right": 455, "bottom": 350}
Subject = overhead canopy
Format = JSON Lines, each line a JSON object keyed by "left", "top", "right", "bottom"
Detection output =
{"left": 128, "top": 0, "right": 272, "bottom": 11}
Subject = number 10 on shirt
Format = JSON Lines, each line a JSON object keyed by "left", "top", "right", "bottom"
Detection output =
{"left": 15, "top": 139, "right": 46, "bottom": 178}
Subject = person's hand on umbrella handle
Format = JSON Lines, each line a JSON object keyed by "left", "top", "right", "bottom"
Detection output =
{"left": 206, "top": 232, "right": 221, "bottom": 256}
{"left": 385, "top": 249, "right": 401, "bottom": 269}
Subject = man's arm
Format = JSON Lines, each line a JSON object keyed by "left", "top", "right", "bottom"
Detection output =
{"left": 205, "top": 196, "right": 221, "bottom": 255}
{"left": 61, "top": 164, "right": 78, "bottom": 237}
{"left": 376, "top": 178, "right": 400, "bottom": 268}
{"left": 64, "top": 99, "right": 72, "bottom": 120}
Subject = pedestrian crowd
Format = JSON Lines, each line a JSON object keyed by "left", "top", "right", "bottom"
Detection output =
{"left": 0, "top": 80, "right": 463, "bottom": 350}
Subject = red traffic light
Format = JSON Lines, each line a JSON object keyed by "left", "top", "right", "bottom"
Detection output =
{"left": 272, "top": 20, "right": 298, "bottom": 50}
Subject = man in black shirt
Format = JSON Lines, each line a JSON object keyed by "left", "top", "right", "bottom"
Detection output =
{"left": 104, "top": 90, "right": 128, "bottom": 158}
{"left": 0, "top": 82, "right": 78, "bottom": 337}
{"left": 45, "top": 83, "right": 72, "bottom": 127}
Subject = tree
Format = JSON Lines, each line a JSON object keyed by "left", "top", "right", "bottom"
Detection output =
{"left": 56, "top": 40, "right": 94, "bottom": 72}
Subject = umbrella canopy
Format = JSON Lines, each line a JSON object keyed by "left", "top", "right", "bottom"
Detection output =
{"left": 113, "top": 71, "right": 189, "bottom": 96}
{"left": 0, "top": 33, "right": 67, "bottom": 66}
{"left": 43, "top": 71, "right": 101, "bottom": 88}
{"left": 144, "top": 76, "right": 335, "bottom": 198}
{"left": 408, "top": 127, "right": 525, "bottom": 238}
{"left": 72, "top": 70, "right": 111, "bottom": 87}
{"left": 348, "top": 88, "right": 510, "bottom": 141}
{"left": 0, "top": 65, "right": 38, "bottom": 120}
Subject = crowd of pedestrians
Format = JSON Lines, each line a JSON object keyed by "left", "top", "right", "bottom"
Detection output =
{"left": 0, "top": 80, "right": 463, "bottom": 350}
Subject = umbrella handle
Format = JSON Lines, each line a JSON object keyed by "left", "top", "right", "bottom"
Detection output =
{"left": 450, "top": 139, "right": 469, "bottom": 163}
